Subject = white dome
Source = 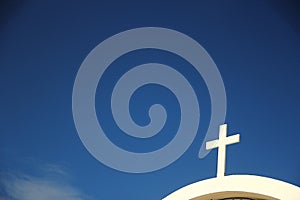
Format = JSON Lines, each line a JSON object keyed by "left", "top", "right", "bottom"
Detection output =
{"left": 163, "top": 174, "right": 300, "bottom": 200}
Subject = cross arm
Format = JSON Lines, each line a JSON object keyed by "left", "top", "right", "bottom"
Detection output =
{"left": 206, "top": 139, "right": 219, "bottom": 150}
{"left": 227, "top": 134, "right": 240, "bottom": 145}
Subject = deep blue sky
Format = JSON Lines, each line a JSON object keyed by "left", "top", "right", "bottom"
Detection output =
{"left": 0, "top": 1, "right": 300, "bottom": 199}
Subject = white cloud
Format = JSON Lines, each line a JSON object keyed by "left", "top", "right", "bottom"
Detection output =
{"left": 40, "top": 164, "right": 68, "bottom": 176}
{"left": 0, "top": 165, "right": 93, "bottom": 200}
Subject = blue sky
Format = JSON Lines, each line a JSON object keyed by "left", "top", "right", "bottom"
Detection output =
{"left": 0, "top": 1, "right": 300, "bottom": 199}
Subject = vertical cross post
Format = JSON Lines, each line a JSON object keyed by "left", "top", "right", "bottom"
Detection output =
{"left": 206, "top": 124, "right": 240, "bottom": 178}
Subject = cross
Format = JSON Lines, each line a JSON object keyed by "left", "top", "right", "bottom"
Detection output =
{"left": 206, "top": 124, "right": 240, "bottom": 178}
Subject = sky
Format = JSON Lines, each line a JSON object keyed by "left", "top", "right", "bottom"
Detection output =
{"left": 0, "top": 0, "right": 300, "bottom": 199}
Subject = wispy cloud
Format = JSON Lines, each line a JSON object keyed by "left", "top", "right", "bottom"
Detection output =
{"left": 40, "top": 163, "right": 69, "bottom": 177}
{"left": 0, "top": 164, "right": 93, "bottom": 200}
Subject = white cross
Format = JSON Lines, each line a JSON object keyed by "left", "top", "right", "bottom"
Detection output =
{"left": 206, "top": 124, "right": 240, "bottom": 178}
